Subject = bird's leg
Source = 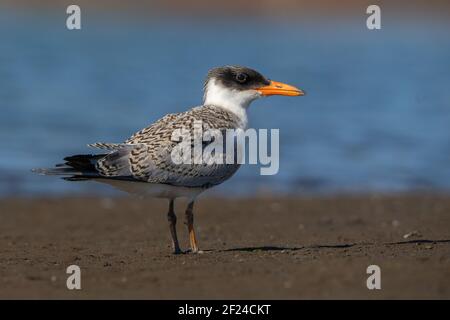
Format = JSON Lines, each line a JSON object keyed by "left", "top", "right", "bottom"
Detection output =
{"left": 185, "top": 201, "right": 200, "bottom": 253}
{"left": 167, "top": 199, "right": 181, "bottom": 254}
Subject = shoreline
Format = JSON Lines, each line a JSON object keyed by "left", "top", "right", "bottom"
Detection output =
{"left": 0, "top": 194, "right": 449, "bottom": 299}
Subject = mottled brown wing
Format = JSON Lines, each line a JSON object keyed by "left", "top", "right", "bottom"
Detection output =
{"left": 95, "top": 105, "right": 243, "bottom": 188}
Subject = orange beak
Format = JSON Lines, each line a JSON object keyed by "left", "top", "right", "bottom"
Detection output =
{"left": 256, "top": 80, "right": 305, "bottom": 97}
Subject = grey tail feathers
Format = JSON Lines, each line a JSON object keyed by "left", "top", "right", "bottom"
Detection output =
{"left": 32, "top": 154, "right": 106, "bottom": 181}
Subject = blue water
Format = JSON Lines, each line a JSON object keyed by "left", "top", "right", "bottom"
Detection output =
{"left": 0, "top": 10, "right": 449, "bottom": 196}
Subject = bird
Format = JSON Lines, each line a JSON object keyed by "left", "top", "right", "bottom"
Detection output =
{"left": 33, "top": 66, "right": 304, "bottom": 254}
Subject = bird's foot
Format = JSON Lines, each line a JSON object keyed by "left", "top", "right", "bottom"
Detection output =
{"left": 173, "top": 246, "right": 183, "bottom": 255}
{"left": 186, "top": 248, "right": 204, "bottom": 254}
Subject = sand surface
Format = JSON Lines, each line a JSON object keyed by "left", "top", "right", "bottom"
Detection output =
{"left": 0, "top": 194, "right": 449, "bottom": 299}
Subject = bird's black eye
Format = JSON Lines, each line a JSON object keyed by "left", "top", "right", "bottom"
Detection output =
{"left": 235, "top": 73, "right": 248, "bottom": 83}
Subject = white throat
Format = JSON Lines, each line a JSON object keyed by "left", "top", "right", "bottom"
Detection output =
{"left": 203, "top": 80, "right": 260, "bottom": 128}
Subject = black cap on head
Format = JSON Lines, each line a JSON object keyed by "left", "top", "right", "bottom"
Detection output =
{"left": 205, "top": 66, "right": 270, "bottom": 91}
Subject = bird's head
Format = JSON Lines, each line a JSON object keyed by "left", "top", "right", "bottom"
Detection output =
{"left": 203, "top": 66, "right": 304, "bottom": 112}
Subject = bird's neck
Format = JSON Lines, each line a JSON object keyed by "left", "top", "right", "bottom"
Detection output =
{"left": 203, "top": 80, "right": 256, "bottom": 128}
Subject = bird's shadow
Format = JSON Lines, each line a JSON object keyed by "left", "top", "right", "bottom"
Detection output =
{"left": 210, "top": 239, "right": 450, "bottom": 253}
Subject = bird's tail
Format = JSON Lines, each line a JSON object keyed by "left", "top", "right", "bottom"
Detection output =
{"left": 32, "top": 154, "right": 106, "bottom": 181}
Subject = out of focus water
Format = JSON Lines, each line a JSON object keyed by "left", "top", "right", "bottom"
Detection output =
{"left": 0, "top": 10, "right": 449, "bottom": 197}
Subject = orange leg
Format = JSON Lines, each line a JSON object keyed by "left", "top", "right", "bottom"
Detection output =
{"left": 185, "top": 201, "right": 200, "bottom": 253}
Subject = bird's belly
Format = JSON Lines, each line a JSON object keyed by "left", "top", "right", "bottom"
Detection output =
{"left": 94, "top": 178, "right": 205, "bottom": 199}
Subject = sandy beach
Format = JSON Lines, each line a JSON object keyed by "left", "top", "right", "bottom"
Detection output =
{"left": 0, "top": 194, "right": 449, "bottom": 299}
